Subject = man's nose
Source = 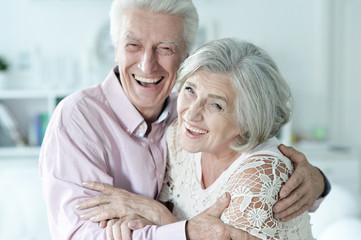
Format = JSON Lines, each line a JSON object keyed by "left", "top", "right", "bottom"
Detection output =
{"left": 138, "top": 49, "right": 158, "bottom": 74}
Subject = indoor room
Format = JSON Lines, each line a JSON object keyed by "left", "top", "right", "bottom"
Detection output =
{"left": 0, "top": 0, "right": 360, "bottom": 239}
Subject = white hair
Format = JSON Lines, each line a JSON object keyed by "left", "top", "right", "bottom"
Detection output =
{"left": 177, "top": 38, "right": 293, "bottom": 152}
{"left": 109, "top": 0, "right": 199, "bottom": 55}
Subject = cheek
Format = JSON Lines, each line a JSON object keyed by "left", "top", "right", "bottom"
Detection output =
{"left": 177, "top": 95, "right": 186, "bottom": 116}
{"left": 117, "top": 50, "right": 137, "bottom": 68}
{"left": 160, "top": 57, "right": 182, "bottom": 75}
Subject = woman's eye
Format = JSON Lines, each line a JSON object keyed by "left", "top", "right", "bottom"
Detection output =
{"left": 185, "top": 86, "right": 194, "bottom": 94}
{"left": 212, "top": 103, "right": 223, "bottom": 110}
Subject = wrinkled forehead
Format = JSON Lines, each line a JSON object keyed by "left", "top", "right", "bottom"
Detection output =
{"left": 185, "top": 71, "right": 236, "bottom": 104}
{"left": 119, "top": 8, "right": 185, "bottom": 47}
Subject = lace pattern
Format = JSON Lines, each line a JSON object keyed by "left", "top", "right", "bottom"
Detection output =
{"left": 159, "top": 120, "right": 314, "bottom": 239}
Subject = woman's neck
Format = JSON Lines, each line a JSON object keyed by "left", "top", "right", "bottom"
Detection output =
{"left": 201, "top": 149, "right": 241, "bottom": 189}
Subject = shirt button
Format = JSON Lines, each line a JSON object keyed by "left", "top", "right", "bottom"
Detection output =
{"left": 126, "top": 128, "right": 131, "bottom": 133}
{"left": 159, "top": 173, "right": 163, "bottom": 179}
{"left": 150, "top": 138, "right": 154, "bottom": 143}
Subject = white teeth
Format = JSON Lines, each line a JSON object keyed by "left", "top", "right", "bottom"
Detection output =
{"left": 134, "top": 75, "right": 162, "bottom": 83}
{"left": 184, "top": 122, "right": 208, "bottom": 134}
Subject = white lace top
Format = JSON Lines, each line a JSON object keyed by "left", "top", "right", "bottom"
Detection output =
{"left": 159, "top": 120, "right": 314, "bottom": 240}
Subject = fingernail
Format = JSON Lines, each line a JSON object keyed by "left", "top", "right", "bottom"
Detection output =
{"left": 128, "top": 221, "right": 137, "bottom": 228}
{"left": 222, "top": 192, "right": 228, "bottom": 199}
{"left": 80, "top": 215, "right": 85, "bottom": 219}
{"left": 274, "top": 214, "right": 279, "bottom": 219}
{"left": 82, "top": 182, "right": 88, "bottom": 186}
{"left": 274, "top": 206, "right": 280, "bottom": 213}
{"left": 75, "top": 204, "right": 80, "bottom": 209}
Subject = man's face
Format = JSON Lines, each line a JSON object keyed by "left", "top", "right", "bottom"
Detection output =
{"left": 115, "top": 8, "right": 186, "bottom": 118}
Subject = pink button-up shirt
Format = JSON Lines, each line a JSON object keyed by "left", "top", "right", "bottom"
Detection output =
{"left": 39, "top": 68, "right": 186, "bottom": 239}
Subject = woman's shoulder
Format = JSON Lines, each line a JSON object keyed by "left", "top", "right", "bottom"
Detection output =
{"left": 241, "top": 154, "right": 293, "bottom": 179}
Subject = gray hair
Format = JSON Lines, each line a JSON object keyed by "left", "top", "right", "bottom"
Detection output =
{"left": 177, "top": 38, "right": 293, "bottom": 152}
{"left": 109, "top": 0, "right": 199, "bottom": 55}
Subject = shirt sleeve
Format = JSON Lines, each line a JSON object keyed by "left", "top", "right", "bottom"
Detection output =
{"left": 309, "top": 168, "right": 332, "bottom": 212}
{"left": 132, "top": 221, "right": 187, "bottom": 240}
{"left": 220, "top": 156, "right": 293, "bottom": 239}
{"left": 39, "top": 106, "right": 112, "bottom": 239}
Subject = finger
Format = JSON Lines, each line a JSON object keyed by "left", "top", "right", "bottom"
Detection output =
{"left": 121, "top": 221, "right": 132, "bottom": 240}
{"left": 82, "top": 182, "right": 115, "bottom": 194}
{"left": 278, "top": 170, "right": 303, "bottom": 199}
{"left": 274, "top": 189, "right": 308, "bottom": 219}
{"left": 76, "top": 194, "right": 111, "bottom": 210}
{"left": 204, "top": 192, "right": 231, "bottom": 218}
{"left": 99, "top": 220, "right": 107, "bottom": 228}
{"left": 80, "top": 205, "right": 116, "bottom": 222}
{"left": 278, "top": 203, "right": 309, "bottom": 222}
{"left": 113, "top": 221, "right": 122, "bottom": 240}
{"left": 106, "top": 219, "right": 117, "bottom": 240}
{"left": 128, "top": 218, "right": 153, "bottom": 230}
{"left": 274, "top": 181, "right": 307, "bottom": 214}
{"left": 228, "top": 225, "right": 259, "bottom": 240}
{"left": 278, "top": 144, "right": 306, "bottom": 165}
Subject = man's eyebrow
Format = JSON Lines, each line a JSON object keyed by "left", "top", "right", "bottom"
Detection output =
{"left": 124, "top": 34, "right": 141, "bottom": 41}
{"left": 159, "top": 40, "right": 179, "bottom": 49}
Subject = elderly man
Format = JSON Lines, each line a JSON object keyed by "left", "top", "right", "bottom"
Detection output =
{"left": 39, "top": 0, "right": 330, "bottom": 239}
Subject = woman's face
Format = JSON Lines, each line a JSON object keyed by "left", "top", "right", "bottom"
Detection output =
{"left": 177, "top": 70, "right": 242, "bottom": 154}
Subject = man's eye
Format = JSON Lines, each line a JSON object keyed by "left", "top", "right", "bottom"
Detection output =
{"left": 157, "top": 47, "right": 175, "bottom": 56}
{"left": 185, "top": 86, "right": 194, "bottom": 94}
{"left": 125, "top": 43, "right": 140, "bottom": 51}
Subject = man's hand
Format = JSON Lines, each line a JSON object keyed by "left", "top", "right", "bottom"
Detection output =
{"left": 105, "top": 215, "right": 154, "bottom": 240}
{"left": 76, "top": 182, "right": 175, "bottom": 226}
{"left": 186, "top": 192, "right": 259, "bottom": 240}
{"left": 273, "top": 144, "right": 325, "bottom": 221}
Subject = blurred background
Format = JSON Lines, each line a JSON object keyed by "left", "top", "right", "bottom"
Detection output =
{"left": 0, "top": 0, "right": 360, "bottom": 239}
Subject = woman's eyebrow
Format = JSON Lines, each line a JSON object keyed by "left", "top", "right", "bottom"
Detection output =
{"left": 208, "top": 94, "right": 228, "bottom": 105}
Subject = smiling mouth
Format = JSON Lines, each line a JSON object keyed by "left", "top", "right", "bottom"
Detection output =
{"left": 134, "top": 75, "right": 164, "bottom": 87}
{"left": 184, "top": 122, "right": 208, "bottom": 135}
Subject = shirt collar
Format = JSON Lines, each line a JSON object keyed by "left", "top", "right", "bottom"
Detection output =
{"left": 101, "top": 67, "right": 174, "bottom": 137}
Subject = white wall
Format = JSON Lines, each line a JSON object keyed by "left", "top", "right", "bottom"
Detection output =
{"left": 1, "top": 0, "right": 360, "bottom": 148}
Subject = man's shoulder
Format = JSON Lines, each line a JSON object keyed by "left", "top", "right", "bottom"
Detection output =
{"left": 51, "top": 84, "right": 105, "bottom": 127}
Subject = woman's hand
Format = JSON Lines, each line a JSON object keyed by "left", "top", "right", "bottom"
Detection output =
{"left": 76, "top": 182, "right": 176, "bottom": 226}
{"left": 105, "top": 215, "right": 154, "bottom": 240}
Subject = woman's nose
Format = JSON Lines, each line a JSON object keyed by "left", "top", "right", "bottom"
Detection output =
{"left": 186, "top": 101, "right": 203, "bottom": 121}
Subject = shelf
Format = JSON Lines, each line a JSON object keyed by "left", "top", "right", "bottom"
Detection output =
{"left": 0, "top": 89, "right": 74, "bottom": 99}
{"left": 0, "top": 88, "right": 76, "bottom": 159}
{"left": 0, "top": 146, "right": 41, "bottom": 159}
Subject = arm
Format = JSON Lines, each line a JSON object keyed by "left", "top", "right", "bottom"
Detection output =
{"left": 220, "top": 156, "right": 310, "bottom": 239}
{"left": 77, "top": 182, "right": 176, "bottom": 226}
{"left": 186, "top": 193, "right": 260, "bottom": 240}
{"left": 39, "top": 109, "right": 111, "bottom": 239}
{"left": 273, "top": 145, "right": 332, "bottom": 221}
{"left": 77, "top": 182, "right": 259, "bottom": 240}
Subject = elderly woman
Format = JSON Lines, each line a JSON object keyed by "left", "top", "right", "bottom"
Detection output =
{"left": 157, "top": 38, "right": 313, "bottom": 239}
{"left": 80, "top": 38, "right": 314, "bottom": 239}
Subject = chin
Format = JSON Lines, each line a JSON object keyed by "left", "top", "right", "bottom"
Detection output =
{"left": 179, "top": 141, "right": 200, "bottom": 153}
